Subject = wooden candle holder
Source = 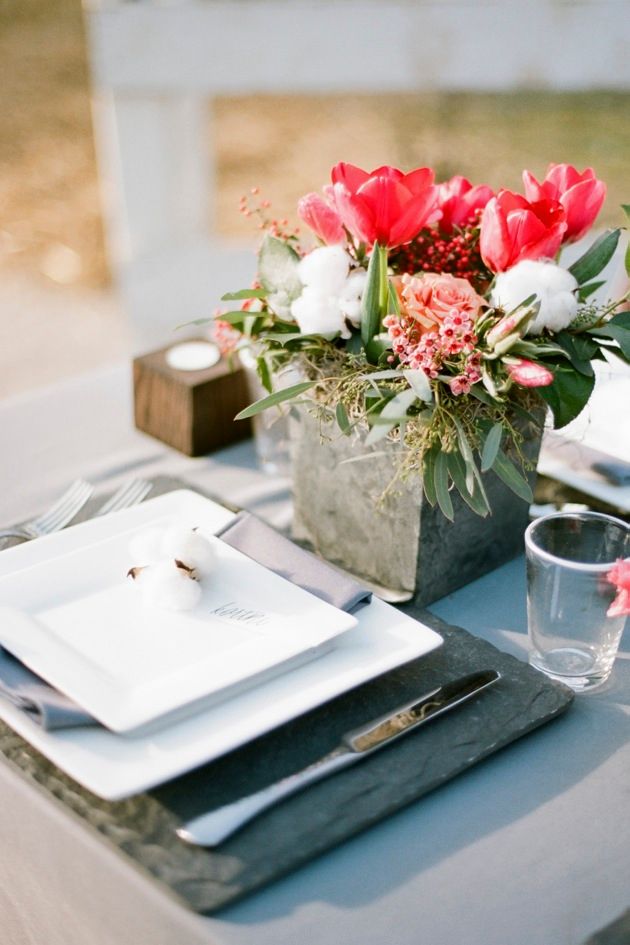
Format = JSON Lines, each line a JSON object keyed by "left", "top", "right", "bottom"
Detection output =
{"left": 133, "top": 342, "right": 252, "bottom": 456}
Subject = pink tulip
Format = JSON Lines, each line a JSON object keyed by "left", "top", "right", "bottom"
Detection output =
{"left": 330, "top": 162, "right": 438, "bottom": 249}
{"left": 523, "top": 164, "right": 606, "bottom": 244}
{"left": 297, "top": 192, "right": 345, "bottom": 245}
{"left": 505, "top": 358, "right": 554, "bottom": 388}
{"left": 479, "top": 190, "right": 567, "bottom": 273}
{"left": 436, "top": 175, "right": 494, "bottom": 232}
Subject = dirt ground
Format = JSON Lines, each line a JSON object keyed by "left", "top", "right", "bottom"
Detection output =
{"left": 0, "top": 0, "right": 629, "bottom": 397}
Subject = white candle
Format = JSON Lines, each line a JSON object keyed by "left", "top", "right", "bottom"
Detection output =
{"left": 165, "top": 342, "right": 221, "bottom": 372}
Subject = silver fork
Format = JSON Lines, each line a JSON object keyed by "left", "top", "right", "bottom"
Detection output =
{"left": 94, "top": 479, "right": 153, "bottom": 517}
{"left": 0, "top": 479, "right": 94, "bottom": 542}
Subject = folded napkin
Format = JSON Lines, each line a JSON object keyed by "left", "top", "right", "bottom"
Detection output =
{"left": 0, "top": 511, "right": 371, "bottom": 732}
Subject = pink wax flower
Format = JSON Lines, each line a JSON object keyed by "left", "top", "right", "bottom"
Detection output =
{"left": 297, "top": 192, "right": 345, "bottom": 245}
{"left": 505, "top": 358, "right": 554, "bottom": 388}
{"left": 523, "top": 164, "right": 606, "bottom": 244}
{"left": 436, "top": 176, "right": 494, "bottom": 233}
{"left": 330, "top": 162, "right": 439, "bottom": 248}
{"left": 479, "top": 189, "right": 567, "bottom": 273}
{"left": 398, "top": 271, "right": 485, "bottom": 334}
{"left": 606, "top": 558, "right": 630, "bottom": 618}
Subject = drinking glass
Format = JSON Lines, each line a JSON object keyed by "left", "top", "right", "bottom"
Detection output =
{"left": 525, "top": 511, "right": 630, "bottom": 692}
{"left": 240, "top": 348, "right": 299, "bottom": 476}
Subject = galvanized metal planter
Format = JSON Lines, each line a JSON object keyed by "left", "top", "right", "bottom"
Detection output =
{"left": 290, "top": 408, "right": 543, "bottom": 605}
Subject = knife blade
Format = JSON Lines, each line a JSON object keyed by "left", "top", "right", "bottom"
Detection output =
{"left": 176, "top": 668, "right": 500, "bottom": 847}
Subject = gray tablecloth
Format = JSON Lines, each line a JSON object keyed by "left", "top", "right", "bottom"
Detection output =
{"left": 0, "top": 365, "right": 629, "bottom": 945}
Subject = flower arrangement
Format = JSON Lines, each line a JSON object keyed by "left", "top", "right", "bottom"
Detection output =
{"left": 213, "top": 163, "right": 629, "bottom": 520}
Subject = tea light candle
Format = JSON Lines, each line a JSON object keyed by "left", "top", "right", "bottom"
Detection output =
{"left": 165, "top": 342, "right": 221, "bottom": 372}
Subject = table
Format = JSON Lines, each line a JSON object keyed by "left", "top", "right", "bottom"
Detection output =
{"left": 1, "top": 365, "right": 629, "bottom": 945}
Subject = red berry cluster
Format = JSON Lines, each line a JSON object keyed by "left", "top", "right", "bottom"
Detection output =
{"left": 390, "top": 222, "right": 491, "bottom": 293}
{"left": 238, "top": 187, "right": 300, "bottom": 242}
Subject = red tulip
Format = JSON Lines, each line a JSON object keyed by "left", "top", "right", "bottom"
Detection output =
{"left": 505, "top": 358, "right": 554, "bottom": 388}
{"left": 523, "top": 164, "right": 606, "bottom": 243}
{"left": 436, "top": 175, "right": 494, "bottom": 232}
{"left": 479, "top": 190, "right": 567, "bottom": 273}
{"left": 297, "top": 192, "right": 345, "bottom": 245}
{"left": 330, "top": 162, "right": 438, "bottom": 248}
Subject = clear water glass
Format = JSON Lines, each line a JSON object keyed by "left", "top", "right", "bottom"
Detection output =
{"left": 240, "top": 349, "right": 299, "bottom": 476}
{"left": 525, "top": 511, "right": 629, "bottom": 692}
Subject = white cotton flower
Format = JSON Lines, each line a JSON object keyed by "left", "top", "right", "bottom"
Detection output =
{"left": 128, "top": 527, "right": 164, "bottom": 565}
{"left": 291, "top": 286, "right": 350, "bottom": 338}
{"left": 491, "top": 260, "right": 579, "bottom": 336}
{"left": 339, "top": 269, "right": 367, "bottom": 327}
{"left": 297, "top": 245, "right": 351, "bottom": 294}
{"left": 137, "top": 560, "right": 202, "bottom": 612}
{"left": 160, "top": 526, "right": 218, "bottom": 577}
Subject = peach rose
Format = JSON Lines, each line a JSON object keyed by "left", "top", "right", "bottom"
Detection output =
{"left": 397, "top": 272, "right": 485, "bottom": 334}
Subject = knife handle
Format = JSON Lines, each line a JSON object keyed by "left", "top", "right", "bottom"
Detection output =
{"left": 177, "top": 747, "right": 356, "bottom": 847}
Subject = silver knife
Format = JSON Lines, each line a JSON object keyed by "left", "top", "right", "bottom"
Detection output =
{"left": 176, "top": 668, "right": 500, "bottom": 847}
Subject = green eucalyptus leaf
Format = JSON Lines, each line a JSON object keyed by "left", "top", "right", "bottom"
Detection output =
{"left": 257, "top": 236, "right": 302, "bottom": 314}
{"left": 175, "top": 317, "right": 212, "bottom": 330}
{"left": 621, "top": 204, "right": 630, "bottom": 221}
{"left": 221, "top": 288, "right": 267, "bottom": 301}
{"left": 379, "top": 387, "right": 418, "bottom": 420}
{"left": 210, "top": 310, "right": 252, "bottom": 326}
{"left": 422, "top": 446, "right": 438, "bottom": 507}
{"left": 481, "top": 423, "right": 503, "bottom": 472}
{"left": 434, "top": 451, "right": 454, "bottom": 522}
{"left": 335, "top": 402, "right": 351, "bottom": 435}
{"left": 536, "top": 364, "right": 595, "bottom": 428}
{"left": 257, "top": 356, "right": 273, "bottom": 393}
{"left": 364, "top": 419, "right": 397, "bottom": 445}
{"left": 578, "top": 280, "right": 605, "bottom": 301}
{"left": 403, "top": 369, "right": 433, "bottom": 403}
{"left": 446, "top": 452, "right": 490, "bottom": 517}
{"left": 491, "top": 449, "right": 534, "bottom": 503}
{"left": 568, "top": 229, "right": 620, "bottom": 285}
{"left": 234, "top": 380, "right": 315, "bottom": 420}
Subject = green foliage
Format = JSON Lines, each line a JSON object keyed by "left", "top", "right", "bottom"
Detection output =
{"left": 568, "top": 229, "right": 620, "bottom": 285}
{"left": 360, "top": 243, "right": 388, "bottom": 351}
{"left": 536, "top": 364, "right": 596, "bottom": 428}
{"left": 481, "top": 423, "right": 503, "bottom": 472}
{"left": 234, "top": 381, "right": 315, "bottom": 420}
{"left": 588, "top": 311, "right": 630, "bottom": 359}
{"left": 491, "top": 449, "right": 534, "bottom": 503}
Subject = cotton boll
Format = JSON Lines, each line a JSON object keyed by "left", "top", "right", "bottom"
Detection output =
{"left": 140, "top": 560, "right": 202, "bottom": 612}
{"left": 339, "top": 269, "right": 367, "bottom": 327}
{"left": 159, "top": 526, "right": 218, "bottom": 577}
{"left": 297, "top": 245, "right": 350, "bottom": 294}
{"left": 128, "top": 527, "right": 164, "bottom": 565}
{"left": 291, "top": 287, "right": 349, "bottom": 338}
{"left": 491, "top": 260, "right": 578, "bottom": 335}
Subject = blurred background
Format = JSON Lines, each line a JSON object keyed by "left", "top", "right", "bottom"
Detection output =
{"left": 1, "top": 0, "right": 629, "bottom": 398}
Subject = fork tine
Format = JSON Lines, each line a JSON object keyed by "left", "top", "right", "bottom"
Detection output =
{"left": 32, "top": 480, "right": 90, "bottom": 531}
{"left": 95, "top": 479, "right": 152, "bottom": 517}
{"left": 33, "top": 480, "right": 93, "bottom": 534}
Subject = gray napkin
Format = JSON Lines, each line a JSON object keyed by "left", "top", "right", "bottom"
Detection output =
{"left": 0, "top": 511, "right": 371, "bottom": 731}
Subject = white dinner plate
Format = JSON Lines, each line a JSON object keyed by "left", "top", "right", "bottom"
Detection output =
{"left": 0, "top": 492, "right": 357, "bottom": 733}
{"left": 0, "top": 490, "right": 443, "bottom": 799}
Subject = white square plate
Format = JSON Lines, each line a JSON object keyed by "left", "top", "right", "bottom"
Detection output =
{"left": 0, "top": 490, "right": 443, "bottom": 799}
{"left": 0, "top": 492, "right": 357, "bottom": 733}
